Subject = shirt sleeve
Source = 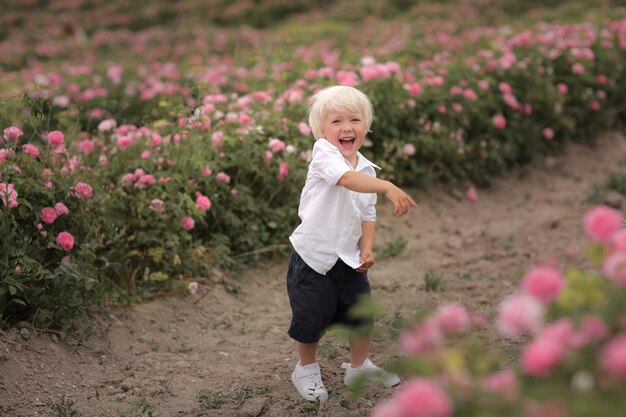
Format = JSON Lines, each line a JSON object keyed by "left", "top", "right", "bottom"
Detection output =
{"left": 309, "top": 139, "right": 351, "bottom": 185}
{"left": 361, "top": 168, "right": 377, "bottom": 222}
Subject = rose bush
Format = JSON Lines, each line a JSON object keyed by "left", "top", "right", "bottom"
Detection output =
{"left": 371, "top": 205, "right": 626, "bottom": 417}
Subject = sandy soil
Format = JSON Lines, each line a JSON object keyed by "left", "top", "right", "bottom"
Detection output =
{"left": 1, "top": 131, "right": 625, "bottom": 417}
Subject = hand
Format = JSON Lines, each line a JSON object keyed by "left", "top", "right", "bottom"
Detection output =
{"left": 356, "top": 250, "right": 375, "bottom": 273}
{"left": 385, "top": 184, "right": 418, "bottom": 216}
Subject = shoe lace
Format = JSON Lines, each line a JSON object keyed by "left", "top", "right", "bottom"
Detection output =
{"left": 297, "top": 370, "right": 324, "bottom": 390}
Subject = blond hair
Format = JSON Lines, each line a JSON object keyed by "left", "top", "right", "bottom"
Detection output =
{"left": 307, "top": 86, "right": 374, "bottom": 139}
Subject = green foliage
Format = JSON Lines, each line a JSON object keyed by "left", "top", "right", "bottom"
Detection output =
{"left": 424, "top": 270, "right": 443, "bottom": 292}
{"left": 378, "top": 236, "right": 408, "bottom": 259}
{"left": 197, "top": 387, "right": 272, "bottom": 410}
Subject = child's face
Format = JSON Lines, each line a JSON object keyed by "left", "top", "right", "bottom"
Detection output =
{"left": 320, "top": 109, "right": 367, "bottom": 165}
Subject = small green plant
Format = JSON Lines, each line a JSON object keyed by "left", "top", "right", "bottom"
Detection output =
{"left": 378, "top": 236, "right": 408, "bottom": 259}
{"left": 423, "top": 270, "right": 443, "bottom": 292}
{"left": 318, "top": 341, "right": 340, "bottom": 359}
{"left": 51, "top": 396, "right": 82, "bottom": 417}
{"left": 198, "top": 386, "right": 272, "bottom": 410}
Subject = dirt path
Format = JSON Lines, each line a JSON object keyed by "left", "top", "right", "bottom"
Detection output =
{"left": 2, "top": 131, "right": 626, "bottom": 417}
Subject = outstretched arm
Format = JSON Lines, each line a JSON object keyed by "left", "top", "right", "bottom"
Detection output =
{"left": 338, "top": 171, "right": 418, "bottom": 216}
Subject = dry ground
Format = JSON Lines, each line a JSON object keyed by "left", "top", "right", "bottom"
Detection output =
{"left": 2, "top": 131, "right": 626, "bottom": 417}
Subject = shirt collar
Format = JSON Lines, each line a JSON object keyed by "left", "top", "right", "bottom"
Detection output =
{"left": 354, "top": 152, "right": 381, "bottom": 171}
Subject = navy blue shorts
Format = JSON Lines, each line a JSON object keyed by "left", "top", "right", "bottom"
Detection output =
{"left": 286, "top": 251, "right": 372, "bottom": 343}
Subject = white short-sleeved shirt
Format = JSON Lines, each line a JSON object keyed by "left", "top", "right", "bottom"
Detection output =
{"left": 289, "top": 138, "right": 379, "bottom": 275}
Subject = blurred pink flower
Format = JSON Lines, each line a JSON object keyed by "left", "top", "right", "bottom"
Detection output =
{"left": 497, "top": 293, "right": 544, "bottom": 338}
{"left": 556, "top": 83, "right": 569, "bottom": 94}
{"left": 0, "top": 183, "right": 18, "bottom": 208}
{"left": 97, "top": 119, "right": 117, "bottom": 132}
{"left": 522, "top": 266, "right": 565, "bottom": 304}
{"left": 407, "top": 83, "right": 421, "bottom": 96}
{"left": 74, "top": 182, "right": 93, "bottom": 199}
{"left": 54, "top": 202, "right": 69, "bottom": 215}
{"left": 56, "top": 231, "right": 75, "bottom": 251}
{"left": 269, "top": 138, "right": 286, "bottom": 153}
{"left": 202, "top": 166, "right": 213, "bottom": 176}
{"left": 211, "top": 131, "right": 224, "bottom": 149}
{"left": 149, "top": 199, "right": 165, "bottom": 214}
{"left": 77, "top": 139, "right": 95, "bottom": 155}
{"left": 602, "top": 252, "right": 626, "bottom": 286}
{"left": 521, "top": 336, "right": 564, "bottom": 377}
{"left": 181, "top": 216, "right": 195, "bottom": 231}
{"left": 41, "top": 207, "right": 58, "bottom": 224}
{"left": 597, "top": 74, "right": 608, "bottom": 85}
{"left": 542, "top": 128, "right": 554, "bottom": 140}
{"left": 599, "top": 334, "right": 626, "bottom": 377}
{"left": 482, "top": 369, "right": 518, "bottom": 399}
{"left": 436, "top": 303, "right": 470, "bottom": 335}
{"left": 15, "top": 266, "right": 22, "bottom": 273}
{"left": 47, "top": 130, "right": 65, "bottom": 147}
{"left": 371, "top": 401, "right": 403, "bottom": 417}
{"left": 583, "top": 205, "right": 623, "bottom": 242}
{"left": 394, "top": 378, "right": 453, "bottom": 417}
{"left": 22, "top": 144, "right": 40, "bottom": 158}
{"left": 135, "top": 174, "right": 156, "bottom": 189}
{"left": 60, "top": 256, "right": 71, "bottom": 267}
{"left": 401, "top": 316, "right": 444, "bottom": 355}
{"left": 579, "top": 315, "right": 609, "bottom": 344}
{"left": 195, "top": 192, "right": 211, "bottom": 211}
{"left": 589, "top": 101, "right": 600, "bottom": 111}
{"left": 498, "top": 82, "right": 513, "bottom": 94}
{"left": 610, "top": 228, "right": 626, "bottom": 251}
{"left": 492, "top": 115, "right": 506, "bottom": 129}
{"left": 466, "top": 187, "right": 478, "bottom": 202}
{"left": 3, "top": 126, "right": 23, "bottom": 143}
{"left": 404, "top": 143, "right": 416, "bottom": 156}
{"left": 216, "top": 172, "right": 231, "bottom": 184}
{"left": 278, "top": 162, "right": 289, "bottom": 182}
{"left": 298, "top": 122, "right": 311, "bottom": 136}
{"left": 572, "top": 62, "right": 585, "bottom": 74}
{"left": 188, "top": 281, "right": 199, "bottom": 295}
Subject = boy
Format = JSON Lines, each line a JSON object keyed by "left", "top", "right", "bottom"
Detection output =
{"left": 287, "top": 85, "right": 418, "bottom": 401}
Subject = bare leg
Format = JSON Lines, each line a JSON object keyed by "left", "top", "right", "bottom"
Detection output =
{"left": 348, "top": 335, "right": 370, "bottom": 367}
{"left": 297, "top": 342, "right": 318, "bottom": 365}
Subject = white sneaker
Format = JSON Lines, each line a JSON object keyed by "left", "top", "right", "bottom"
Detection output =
{"left": 291, "top": 362, "right": 329, "bottom": 402}
{"left": 341, "top": 358, "right": 400, "bottom": 388}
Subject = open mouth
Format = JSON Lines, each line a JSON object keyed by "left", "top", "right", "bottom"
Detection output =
{"left": 339, "top": 138, "right": 355, "bottom": 149}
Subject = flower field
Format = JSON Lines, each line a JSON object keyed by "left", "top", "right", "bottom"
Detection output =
{"left": 2, "top": 0, "right": 626, "bottom": 415}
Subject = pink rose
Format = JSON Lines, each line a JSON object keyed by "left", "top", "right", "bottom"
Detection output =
{"left": 3, "top": 126, "right": 23, "bottom": 143}
{"left": 466, "top": 187, "right": 478, "bottom": 202}
{"left": 181, "top": 216, "right": 195, "bottom": 231}
{"left": 195, "top": 192, "right": 211, "bottom": 211}
{"left": 22, "top": 144, "right": 40, "bottom": 158}
{"left": 521, "top": 337, "right": 564, "bottom": 377}
{"left": 47, "top": 130, "right": 65, "bottom": 147}
{"left": 41, "top": 207, "right": 58, "bottom": 224}
{"left": 492, "top": 115, "right": 506, "bottom": 129}
{"left": 54, "top": 202, "right": 69, "bottom": 215}
{"left": 583, "top": 205, "right": 623, "bottom": 242}
{"left": 278, "top": 162, "right": 289, "bottom": 182}
{"left": 435, "top": 303, "right": 470, "bottom": 335}
{"left": 74, "top": 182, "right": 93, "bottom": 199}
{"left": 497, "top": 293, "right": 544, "bottom": 338}
{"left": 56, "top": 231, "right": 75, "bottom": 251}
{"left": 600, "top": 334, "right": 626, "bottom": 377}
{"left": 522, "top": 266, "right": 565, "bottom": 304}
{"left": 394, "top": 378, "right": 453, "bottom": 417}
